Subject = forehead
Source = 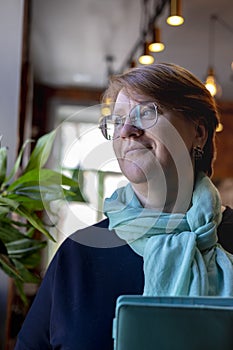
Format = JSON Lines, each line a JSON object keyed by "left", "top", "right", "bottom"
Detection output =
{"left": 115, "top": 89, "right": 152, "bottom": 108}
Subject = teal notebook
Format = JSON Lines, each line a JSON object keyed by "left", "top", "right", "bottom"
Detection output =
{"left": 113, "top": 295, "right": 233, "bottom": 350}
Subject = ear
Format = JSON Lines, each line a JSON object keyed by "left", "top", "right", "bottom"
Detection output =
{"left": 194, "top": 122, "right": 208, "bottom": 149}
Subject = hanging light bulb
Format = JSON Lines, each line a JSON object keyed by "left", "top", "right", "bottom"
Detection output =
{"left": 167, "top": 0, "right": 184, "bottom": 26}
{"left": 216, "top": 122, "right": 223, "bottom": 132}
{"left": 205, "top": 67, "right": 218, "bottom": 96}
{"left": 138, "top": 42, "right": 155, "bottom": 65}
{"left": 148, "top": 27, "right": 165, "bottom": 53}
{"left": 204, "top": 15, "right": 222, "bottom": 97}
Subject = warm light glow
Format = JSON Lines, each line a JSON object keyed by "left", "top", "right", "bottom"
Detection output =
{"left": 101, "top": 97, "right": 112, "bottom": 117}
{"left": 104, "top": 97, "right": 111, "bottom": 105}
{"left": 167, "top": 0, "right": 184, "bottom": 26}
{"left": 138, "top": 42, "right": 155, "bottom": 65}
{"left": 101, "top": 106, "right": 111, "bottom": 116}
{"left": 216, "top": 122, "right": 223, "bottom": 132}
{"left": 148, "top": 27, "right": 165, "bottom": 53}
{"left": 166, "top": 15, "right": 184, "bottom": 26}
{"left": 205, "top": 75, "right": 217, "bottom": 96}
{"left": 148, "top": 42, "right": 165, "bottom": 52}
{"left": 138, "top": 54, "right": 155, "bottom": 65}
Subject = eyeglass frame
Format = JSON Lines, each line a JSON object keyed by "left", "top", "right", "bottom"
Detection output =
{"left": 98, "top": 101, "right": 159, "bottom": 140}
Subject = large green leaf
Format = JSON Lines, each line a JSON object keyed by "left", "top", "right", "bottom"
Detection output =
{"left": 0, "top": 197, "right": 19, "bottom": 209}
{"left": 63, "top": 187, "right": 86, "bottom": 202}
{"left": 14, "top": 279, "right": 28, "bottom": 306}
{"left": 7, "top": 168, "right": 79, "bottom": 192}
{"left": 4, "top": 139, "right": 32, "bottom": 184}
{"left": 0, "top": 215, "right": 34, "bottom": 232}
{"left": 9, "top": 185, "right": 59, "bottom": 201}
{"left": 6, "top": 168, "right": 85, "bottom": 209}
{"left": 15, "top": 206, "right": 56, "bottom": 242}
{"left": 24, "top": 130, "right": 56, "bottom": 172}
{"left": 6, "top": 194, "right": 45, "bottom": 211}
{"left": 17, "top": 250, "right": 42, "bottom": 269}
{"left": 6, "top": 238, "right": 46, "bottom": 258}
{"left": 0, "top": 207, "right": 9, "bottom": 215}
{"left": 0, "top": 225, "right": 29, "bottom": 244}
{"left": 0, "top": 254, "right": 24, "bottom": 280}
{"left": 11, "top": 259, "right": 41, "bottom": 284}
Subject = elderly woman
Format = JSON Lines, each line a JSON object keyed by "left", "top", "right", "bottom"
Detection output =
{"left": 15, "top": 63, "right": 233, "bottom": 350}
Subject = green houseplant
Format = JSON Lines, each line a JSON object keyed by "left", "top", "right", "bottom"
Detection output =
{"left": 0, "top": 130, "right": 84, "bottom": 304}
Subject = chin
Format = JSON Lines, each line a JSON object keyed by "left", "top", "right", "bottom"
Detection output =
{"left": 118, "top": 159, "right": 152, "bottom": 184}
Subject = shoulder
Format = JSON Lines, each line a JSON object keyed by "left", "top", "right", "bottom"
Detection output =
{"left": 51, "top": 218, "right": 127, "bottom": 270}
{"left": 60, "top": 218, "right": 125, "bottom": 251}
{"left": 221, "top": 206, "right": 233, "bottom": 223}
{"left": 218, "top": 206, "right": 233, "bottom": 230}
{"left": 217, "top": 206, "right": 233, "bottom": 254}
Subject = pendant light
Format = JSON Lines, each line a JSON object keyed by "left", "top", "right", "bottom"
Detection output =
{"left": 167, "top": 0, "right": 184, "bottom": 26}
{"left": 148, "top": 27, "right": 165, "bottom": 53}
{"left": 138, "top": 42, "right": 154, "bottom": 65}
{"left": 205, "top": 67, "right": 218, "bottom": 96}
{"left": 204, "top": 15, "right": 221, "bottom": 97}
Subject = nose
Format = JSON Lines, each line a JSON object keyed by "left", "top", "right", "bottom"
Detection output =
{"left": 119, "top": 117, "right": 144, "bottom": 138}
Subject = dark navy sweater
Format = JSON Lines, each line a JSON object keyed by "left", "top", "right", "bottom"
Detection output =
{"left": 15, "top": 208, "right": 233, "bottom": 350}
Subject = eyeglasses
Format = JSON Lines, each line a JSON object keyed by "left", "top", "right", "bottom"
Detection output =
{"left": 99, "top": 102, "right": 158, "bottom": 140}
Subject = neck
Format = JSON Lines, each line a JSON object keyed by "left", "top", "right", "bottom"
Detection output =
{"left": 132, "top": 182, "right": 177, "bottom": 213}
{"left": 131, "top": 174, "right": 193, "bottom": 213}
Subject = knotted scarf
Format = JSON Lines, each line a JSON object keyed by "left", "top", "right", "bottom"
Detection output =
{"left": 104, "top": 172, "right": 233, "bottom": 296}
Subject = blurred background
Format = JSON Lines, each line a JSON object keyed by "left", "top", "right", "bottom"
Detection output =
{"left": 1, "top": 0, "right": 233, "bottom": 348}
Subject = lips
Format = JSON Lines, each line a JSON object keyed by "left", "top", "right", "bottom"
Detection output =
{"left": 123, "top": 144, "right": 153, "bottom": 157}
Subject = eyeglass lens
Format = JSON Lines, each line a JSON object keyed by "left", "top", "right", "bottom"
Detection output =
{"left": 99, "top": 102, "right": 158, "bottom": 140}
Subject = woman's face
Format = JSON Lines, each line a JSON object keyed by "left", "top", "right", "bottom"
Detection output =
{"left": 113, "top": 90, "right": 203, "bottom": 187}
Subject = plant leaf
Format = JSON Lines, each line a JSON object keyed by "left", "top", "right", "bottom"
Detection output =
{"left": 4, "top": 139, "right": 32, "bottom": 184}
{"left": 0, "top": 206, "right": 9, "bottom": 215}
{"left": 0, "top": 147, "right": 7, "bottom": 186}
{"left": 63, "top": 187, "right": 86, "bottom": 202}
{"left": 24, "top": 130, "right": 56, "bottom": 172}
{"left": 14, "top": 279, "right": 28, "bottom": 306}
{"left": 7, "top": 168, "right": 79, "bottom": 192}
{"left": 6, "top": 238, "right": 46, "bottom": 258}
{"left": 6, "top": 193, "right": 45, "bottom": 211}
{"left": 0, "top": 197, "right": 19, "bottom": 209}
{"left": 0, "top": 254, "right": 24, "bottom": 280}
{"left": 15, "top": 206, "right": 56, "bottom": 242}
{"left": 17, "top": 250, "right": 42, "bottom": 269}
{"left": 11, "top": 259, "right": 41, "bottom": 284}
{"left": 0, "top": 225, "right": 28, "bottom": 244}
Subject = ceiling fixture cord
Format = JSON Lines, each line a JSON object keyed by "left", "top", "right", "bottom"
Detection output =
{"left": 166, "top": 0, "right": 184, "bottom": 26}
{"left": 131, "top": 0, "right": 184, "bottom": 67}
{"left": 115, "top": 0, "right": 186, "bottom": 71}
{"left": 118, "top": 0, "right": 170, "bottom": 72}
{"left": 205, "top": 15, "right": 219, "bottom": 97}
{"left": 204, "top": 14, "right": 233, "bottom": 97}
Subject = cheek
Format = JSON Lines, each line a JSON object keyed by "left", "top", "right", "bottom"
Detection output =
{"left": 113, "top": 139, "right": 121, "bottom": 158}
{"left": 151, "top": 119, "right": 194, "bottom": 159}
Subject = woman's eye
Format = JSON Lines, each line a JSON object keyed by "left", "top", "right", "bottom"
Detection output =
{"left": 141, "top": 108, "right": 155, "bottom": 119}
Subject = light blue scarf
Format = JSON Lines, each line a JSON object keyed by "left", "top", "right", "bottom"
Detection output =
{"left": 104, "top": 172, "right": 233, "bottom": 296}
